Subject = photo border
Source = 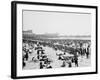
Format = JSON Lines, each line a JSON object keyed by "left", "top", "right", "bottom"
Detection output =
{"left": 11, "top": 1, "right": 98, "bottom": 79}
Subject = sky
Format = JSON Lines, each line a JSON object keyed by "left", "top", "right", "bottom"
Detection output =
{"left": 23, "top": 10, "right": 91, "bottom": 36}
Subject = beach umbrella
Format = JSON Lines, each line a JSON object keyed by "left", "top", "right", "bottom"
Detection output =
{"left": 64, "top": 52, "right": 74, "bottom": 57}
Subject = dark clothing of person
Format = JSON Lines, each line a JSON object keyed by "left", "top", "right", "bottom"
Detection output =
{"left": 74, "top": 57, "right": 78, "bottom": 67}
{"left": 25, "top": 53, "right": 28, "bottom": 61}
{"left": 68, "top": 62, "right": 72, "bottom": 67}
{"left": 71, "top": 58, "right": 74, "bottom": 63}
{"left": 40, "top": 62, "right": 44, "bottom": 69}
{"left": 86, "top": 51, "right": 89, "bottom": 59}
{"left": 37, "top": 55, "right": 39, "bottom": 59}
{"left": 86, "top": 47, "right": 90, "bottom": 58}
{"left": 23, "top": 61, "right": 26, "bottom": 68}
{"left": 74, "top": 52, "right": 78, "bottom": 67}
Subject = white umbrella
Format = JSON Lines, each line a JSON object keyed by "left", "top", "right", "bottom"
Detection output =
{"left": 64, "top": 52, "right": 74, "bottom": 57}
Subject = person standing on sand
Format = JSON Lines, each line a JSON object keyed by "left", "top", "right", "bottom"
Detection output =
{"left": 74, "top": 50, "right": 78, "bottom": 67}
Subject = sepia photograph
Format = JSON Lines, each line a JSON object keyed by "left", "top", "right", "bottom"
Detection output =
{"left": 11, "top": 1, "right": 97, "bottom": 79}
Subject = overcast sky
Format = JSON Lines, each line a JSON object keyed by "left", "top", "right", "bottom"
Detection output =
{"left": 23, "top": 10, "right": 91, "bottom": 36}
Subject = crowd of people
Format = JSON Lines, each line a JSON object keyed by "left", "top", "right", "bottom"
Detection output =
{"left": 22, "top": 39, "right": 91, "bottom": 69}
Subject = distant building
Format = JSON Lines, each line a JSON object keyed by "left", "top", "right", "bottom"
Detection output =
{"left": 23, "top": 30, "right": 33, "bottom": 34}
{"left": 43, "top": 33, "right": 59, "bottom": 37}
